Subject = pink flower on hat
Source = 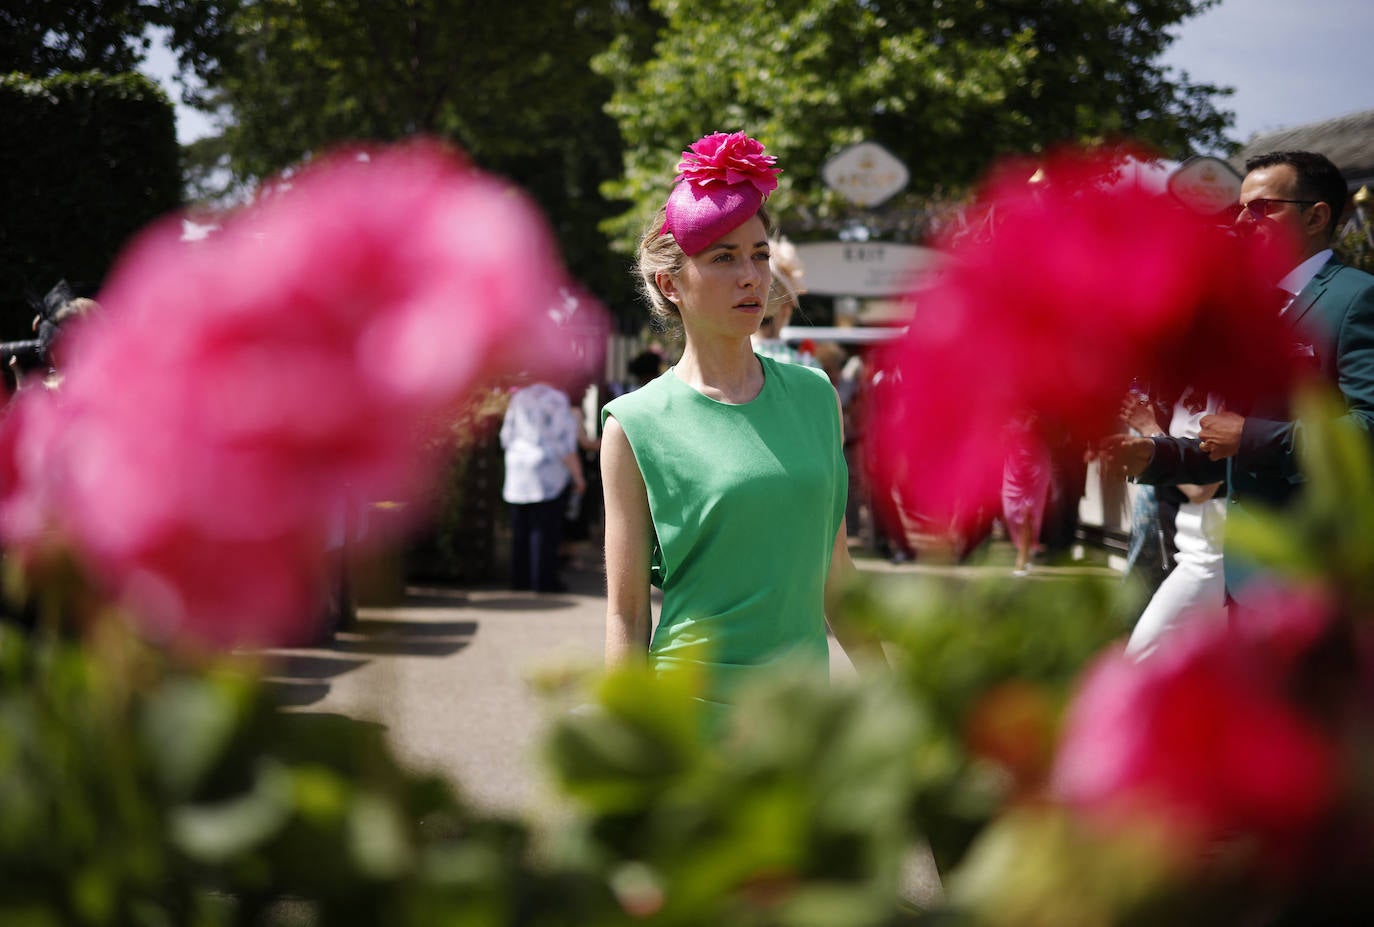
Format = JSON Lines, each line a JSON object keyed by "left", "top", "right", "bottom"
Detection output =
{"left": 0, "top": 140, "right": 602, "bottom": 647}
{"left": 674, "top": 131, "right": 781, "bottom": 195}
{"left": 663, "top": 131, "right": 781, "bottom": 256}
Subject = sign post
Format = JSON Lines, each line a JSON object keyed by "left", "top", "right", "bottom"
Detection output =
{"left": 821, "top": 142, "right": 909, "bottom": 208}
{"left": 1167, "top": 156, "right": 1243, "bottom": 215}
{"left": 793, "top": 242, "right": 937, "bottom": 298}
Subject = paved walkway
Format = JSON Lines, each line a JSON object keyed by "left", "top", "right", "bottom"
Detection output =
{"left": 261, "top": 560, "right": 868, "bottom": 818}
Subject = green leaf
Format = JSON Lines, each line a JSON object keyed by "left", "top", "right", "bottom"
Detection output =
{"left": 347, "top": 791, "right": 414, "bottom": 880}
{"left": 170, "top": 760, "right": 295, "bottom": 863}
{"left": 546, "top": 662, "right": 704, "bottom": 812}
{"left": 140, "top": 674, "right": 250, "bottom": 798}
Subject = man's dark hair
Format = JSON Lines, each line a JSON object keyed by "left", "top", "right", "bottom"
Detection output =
{"left": 1245, "top": 150, "right": 1348, "bottom": 239}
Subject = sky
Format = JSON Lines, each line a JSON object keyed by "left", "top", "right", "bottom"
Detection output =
{"left": 1160, "top": 0, "right": 1368, "bottom": 147}
{"left": 144, "top": 0, "right": 1370, "bottom": 149}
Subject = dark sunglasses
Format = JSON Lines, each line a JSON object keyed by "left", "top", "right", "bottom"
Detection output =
{"left": 1236, "top": 198, "right": 1318, "bottom": 220}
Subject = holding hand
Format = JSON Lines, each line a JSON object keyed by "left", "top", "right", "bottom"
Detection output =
{"left": 1197, "top": 408, "right": 1244, "bottom": 461}
{"left": 1097, "top": 434, "right": 1155, "bottom": 480}
{"left": 1120, "top": 394, "right": 1163, "bottom": 437}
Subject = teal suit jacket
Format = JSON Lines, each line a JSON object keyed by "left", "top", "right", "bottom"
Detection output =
{"left": 1140, "top": 256, "right": 1374, "bottom": 590}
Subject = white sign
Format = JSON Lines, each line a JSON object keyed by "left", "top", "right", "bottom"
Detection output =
{"left": 1168, "top": 156, "right": 1243, "bottom": 215}
{"left": 822, "top": 142, "right": 909, "bottom": 207}
{"left": 794, "top": 242, "right": 938, "bottom": 297}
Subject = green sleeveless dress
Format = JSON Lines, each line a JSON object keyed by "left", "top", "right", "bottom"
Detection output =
{"left": 602, "top": 354, "right": 847, "bottom": 711}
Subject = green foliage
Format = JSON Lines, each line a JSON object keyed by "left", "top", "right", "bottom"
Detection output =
{"left": 0, "top": 1, "right": 165, "bottom": 75}
{"left": 0, "top": 625, "right": 579, "bottom": 926}
{"left": 405, "top": 392, "right": 509, "bottom": 586}
{"left": 1225, "top": 388, "right": 1374, "bottom": 611}
{"left": 1334, "top": 219, "right": 1374, "bottom": 274}
{"left": 160, "top": 0, "right": 653, "bottom": 315}
{"left": 534, "top": 571, "right": 1133, "bottom": 921}
{"left": 841, "top": 572, "right": 1131, "bottom": 871}
{"left": 0, "top": 71, "right": 181, "bottom": 337}
{"left": 546, "top": 662, "right": 925, "bottom": 925}
{"left": 595, "top": 0, "right": 1235, "bottom": 250}
{"left": 945, "top": 806, "right": 1191, "bottom": 927}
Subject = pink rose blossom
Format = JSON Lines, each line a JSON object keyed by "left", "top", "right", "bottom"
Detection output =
{"left": 0, "top": 385, "right": 67, "bottom": 554}
{"left": 1052, "top": 592, "right": 1340, "bottom": 870}
{"left": 0, "top": 141, "right": 603, "bottom": 647}
{"left": 675, "top": 131, "right": 781, "bottom": 195}
{"left": 868, "top": 147, "right": 1298, "bottom": 533}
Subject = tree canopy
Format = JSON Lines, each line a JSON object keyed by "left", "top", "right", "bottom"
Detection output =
{"left": 595, "top": 0, "right": 1235, "bottom": 248}
{"left": 0, "top": 1, "right": 166, "bottom": 75}
{"left": 0, "top": 72, "right": 180, "bottom": 337}
{"left": 151, "top": 0, "right": 1236, "bottom": 298}
{"left": 157, "top": 0, "right": 656, "bottom": 313}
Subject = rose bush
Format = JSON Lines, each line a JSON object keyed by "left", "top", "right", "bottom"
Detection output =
{"left": 7, "top": 139, "right": 1374, "bottom": 926}
{"left": 869, "top": 147, "right": 1298, "bottom": 536}
{"left": 1052, "top": 592, "right": 1340, "bottom": 871}
{"left": 0, "top": 141, "right": 602, "bottom": 647}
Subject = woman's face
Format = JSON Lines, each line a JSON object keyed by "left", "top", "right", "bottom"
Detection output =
{"left": 658, "top": 215, "right": 771, "bottom": 341}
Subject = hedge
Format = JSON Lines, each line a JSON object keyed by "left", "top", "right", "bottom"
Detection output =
{"left": 0, "top": 71, "right": 181, "bottom": 339}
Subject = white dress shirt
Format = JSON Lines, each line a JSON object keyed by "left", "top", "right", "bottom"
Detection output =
{"left": 500, "top": 383, "right": 578, "bottom": 504}
{"left": 1277, "top": 248, "right": 1333, "bottom": 315}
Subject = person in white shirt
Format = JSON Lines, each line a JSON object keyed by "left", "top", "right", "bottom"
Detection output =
{"left": 500, "top": 382, "right": 585, "bottom": 592}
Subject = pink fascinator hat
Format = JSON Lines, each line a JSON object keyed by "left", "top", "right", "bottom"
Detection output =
{"left": 662, "top": 131, "right": 781, "bottom": 255}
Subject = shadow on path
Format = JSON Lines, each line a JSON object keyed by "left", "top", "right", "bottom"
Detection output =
{"left": 264, "top": 679, "right": 336, "bottom": 708}
{"left": 469, "top": 595, "right": 577, "bottom": 612}
{"left": 350, "top": 618, "right": 478, "bottom": 637}
{"left": 395, "top": 586, "right": 471, "bottom": 608}
{"left": 261, "top": 605, "right": 480, "bottom": 707}
{"left": 265, "top": 653, "right": 369, "bottom": 679}
{"left": 260, "top": 652, "right": 369, "bottom": 709}
{"left": 333, "top": 615, "right": 477, "bottom": 657}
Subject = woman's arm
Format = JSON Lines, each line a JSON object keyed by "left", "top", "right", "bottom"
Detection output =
{"left": 600, "top": 416, "right": 653, "bottom": 666}
{"left": 823, "top": 389, "right": 887, "bottom": 669}
{"left": 824, "top": 520, "right": 887, "bottom": 670}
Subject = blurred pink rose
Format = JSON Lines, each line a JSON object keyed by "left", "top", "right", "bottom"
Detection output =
{"left": 0, "top": 141, "right": 603, "bottom": 646}
{"left": 1052, "top": 591, "right": 1339, "bottom": 870}
{"left": 0, "top": 385, "right": 66, "bottom": 554}
{"left": 868, "top": 147, "right": 1297, "bottom": 531}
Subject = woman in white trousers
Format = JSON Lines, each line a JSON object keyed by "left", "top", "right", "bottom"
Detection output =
{"left": 1122, "top": 390, "right": 1227, "bottom": 659}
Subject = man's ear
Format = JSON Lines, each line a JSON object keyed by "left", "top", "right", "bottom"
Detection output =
{"left": 1308, "top": 200, "right": 1334, "bottom": 240}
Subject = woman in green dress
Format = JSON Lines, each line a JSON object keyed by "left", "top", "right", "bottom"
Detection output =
{"left": 600, "top": 132, "right": 881, "bottom": 719}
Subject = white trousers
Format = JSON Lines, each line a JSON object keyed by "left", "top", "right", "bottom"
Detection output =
{"left": 1126, "top": 497, "right": 1227, "bottom": 659}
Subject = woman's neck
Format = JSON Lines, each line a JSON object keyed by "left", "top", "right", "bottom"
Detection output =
{"left": 675, "top": 336, "right": 763, "bottom": 404}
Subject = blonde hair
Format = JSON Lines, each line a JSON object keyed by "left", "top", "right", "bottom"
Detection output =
{"left": 636, "top": 203, "right": 774, "bottom": 336}
{"left": 767, "top": 235, "right": 805, "bottom": 317}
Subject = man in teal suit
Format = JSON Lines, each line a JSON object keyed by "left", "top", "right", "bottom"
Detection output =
{"left": 1107, "top": 150, "right": 1374, "bottom": 602}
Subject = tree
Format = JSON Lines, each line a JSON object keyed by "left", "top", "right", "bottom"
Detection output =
{"left": 595, "top": 0, "right": 1237, "bottom": 249}
{"left": 155, "top": 0, "right": 658, "bottom": 315}
{"left": 0, "top": 0, "right": 165, "bottom": 75}
{"left": 0, "top": 73, "right": 180, "bottom": 338}
{"left": 0, "top": 5, "right": 185, "bottom": 340}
